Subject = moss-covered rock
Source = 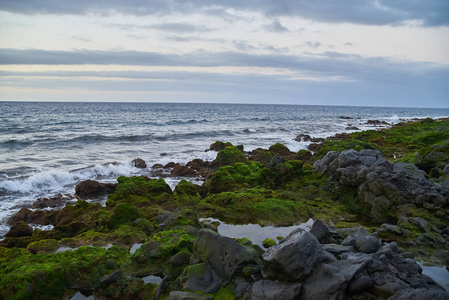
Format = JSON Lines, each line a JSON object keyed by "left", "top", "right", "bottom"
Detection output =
{"left": 269, "top": 143, "right": 292, "bottom": 157}
{"left": 108, "top": 203, "right": 139, "bottom": 229}
{"left": 215, "top": 146, "right": 247, "bottom": 166}
{"left": 27, "top": 239, "right": 59, "bottom": 254}
{"left": 262, "top": 238, "right": 276, "bottom": 248}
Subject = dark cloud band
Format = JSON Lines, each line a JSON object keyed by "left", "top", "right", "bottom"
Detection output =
{"left": 0, "top": 0, "right": 448, "bottom": 26}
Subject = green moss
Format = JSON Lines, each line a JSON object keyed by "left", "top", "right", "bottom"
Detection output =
{"left": 268, "top": 143, "right": 291, "bottom": 157}
{"left": 108, "top": 203, "right": 139, "bottom": 229}
{"left": 262, "top": 238, "right": 276, "bottom": 248}
{"left": 27, "top": 239, "right": 59, "bottom": 254}
{"left": 148, "top": 228, "right": 197, "bottom": 258}
{"left": 215, "top": 146, "right": 247, "bottom": 166}
{"left": 213, "top": 285, "right": 235, "bottom": 299}
{"left": 107, "top": 176, "right": 173, "bottom": 206}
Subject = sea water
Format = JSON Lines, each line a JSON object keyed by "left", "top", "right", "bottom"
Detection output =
{"left": 1, "top": 101, "right": 448, "bottom": 236}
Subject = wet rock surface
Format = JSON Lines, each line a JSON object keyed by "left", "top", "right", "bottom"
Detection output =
{"left": 75, "top": 180, "right": 117, "bottom": 198}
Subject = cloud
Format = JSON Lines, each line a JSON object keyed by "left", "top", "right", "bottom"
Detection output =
{"left": 344, "top": 42, "right": 353, "bottom": 47}
{"left": 104, "top": 22, "right": 213, "bottom": 33}
{"left": 1, "top": 1, "right": 448, "bottom": 27}
{"left": 72, "top": 35, "right": 90, "bottom": 42}
{"left": 264, "top": 19, "right": 289, "bottom": 32}
{"left": 150, "top": 22, "right": 214, "bottom": 32}
{"left": 306, "top": 41, "right": 322, "bottom": 49}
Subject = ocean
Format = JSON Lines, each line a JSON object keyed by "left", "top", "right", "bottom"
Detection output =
{"left": 1, "top": 101, "right": 448, "bottom": 237}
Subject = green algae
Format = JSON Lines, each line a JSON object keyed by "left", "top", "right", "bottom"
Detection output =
{"left": 215, "top": 146, "right": 247, "bottom": 166}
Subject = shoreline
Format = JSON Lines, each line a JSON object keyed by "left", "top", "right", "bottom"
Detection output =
{"left": 0, "top": 117, "right": 448, "bottom": 298}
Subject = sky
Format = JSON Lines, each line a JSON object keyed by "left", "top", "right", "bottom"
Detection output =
{"left": 0, "top": 1, "right": 448, "bottom": 108}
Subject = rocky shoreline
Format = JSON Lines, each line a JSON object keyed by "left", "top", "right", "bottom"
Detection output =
{"left": 0, "top": 118, "right": 448, "bottom": 299}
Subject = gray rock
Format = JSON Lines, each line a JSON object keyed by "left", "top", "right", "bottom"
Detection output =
{"left": 355, "top": 235, "right": 381, "bottom": 254}
{"left": 388, "top": 288, "right": 449, "bottom": 300}
{"left": 170, "top": 251, "right": 192, "bottom": 266}
{"left": 191, "top": 229, "right": 261, "bottom": 281}
{"left": 99, "top": 270, "right": 122, "bottom": 286}
{"left": 408, "top": 217, "right": 428, "bottom": 231}
{"left": 235, "top": 282, "right": 251, "bottom": 299}
{"left": 310, "top": 219, "right": 343, "bottom": 244}
{"left": 250, "top": 280, "right": 302, "bottom": 300}
{"left": 322, "top": 244, "right": 354, "bottom": 255}
{"left": 267, "top": 155, "right": 285, "bottom": 168}
{"left": 167, "top": 291, "right": 213, "bottom": 300}
{"left": 349, "top": 275, "right": 374, "bottom": 294}
{"left": 262, "top": 230, "right": 335, "bottom": 281}
{"left": 302, "top": 259, "right": 367, "bottom": 300}
{"left": 313, "top": 149, "right": 449, "bottom": 221}
{"left": 444, "top": 164, "right": 449, "bottom": 175}
{"left": 180, "top": 263, "right": 223, "bottom": 294}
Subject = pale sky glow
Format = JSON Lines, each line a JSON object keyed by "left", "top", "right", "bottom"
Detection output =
{"left": 0, "top": 1, "right": 448, "bottom": 107}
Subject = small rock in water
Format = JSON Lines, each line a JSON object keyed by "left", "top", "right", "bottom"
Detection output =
{"left": 132, "top": 158, "right": 147, "bottom": 168}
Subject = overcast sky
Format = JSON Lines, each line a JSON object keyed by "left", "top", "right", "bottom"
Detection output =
{"left": 0, "top": 1, "right": 448, "bottom": 107}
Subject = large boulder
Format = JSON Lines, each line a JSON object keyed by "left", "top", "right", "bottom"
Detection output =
{"left": 75, "top": 180, "right": 117, "bottom": 198}
{"left": 190, "top": 229, "right": 261, "bottom": 281}
{"left": 313, "top": 149, "right": 449, "bottom": 220}
{"left": 262, "top": 229, "right": 335, "bottom": 281}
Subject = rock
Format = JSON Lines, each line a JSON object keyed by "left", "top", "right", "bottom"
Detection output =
{"left": 250, "top": 280, "right": 302, "bottom": 300}
{"left": 132, "top": 158, "right": 147, "bottom": 168}
{"left": 349, "top": 275, "right": 374, "bottom": 294}
{"left": 171, "top": 165, "right": 197, "bottom": 177}
{"left": 262, "top": 238, "right": 276, "bottom": 248}
{"left": 268, "top": 143, "right": 292, "bottom": 157}
{"left": 322, "top": 244, "right": 354, "bottom": 255}
{"left": 310, "top": 219, "right": 343, "bottom": 244}
{"left": 32, "top": 194, "right": 76, "bottom": 209}
{"left": 262, "top": 230, "right": 335, "bottom": 281}
{"left": 313, "top": 149, "right": 449, "bottom": 221}
{"left": 408, "top": 217, "right": 428, "bottom": 231}
{"left": 164, "top": 162, "right": 177, "bottom": 169}
{"left": 167, "top": 291, "right": 213, "bottom": 300}
{"left": 366, "top": 120, "right": 388, "bottom": 125}
{"left": 179, "top": 263, "right": 223, "bottom": 294}
{"left": 235, "top": 282, "right": 251, "bottom": 299}
{"left": 355, "top": 235, "right": 381, "bottom": 254}
{"left": 267, "top": 155, "right": 285, "bottom": 168}
{"left": 441, "top": 227, "right": 449, "bottom": 235}
{"left": 5, "top": 221, "right": 33, "bottom": 237}
{"left": 388, "top": 288, "right": 449, "bottom": 300}
{"left": 170, "top": 251, "right": 192, "bottom": 266}
{"left": 99, "top": 269, "right": 122, "bottom": 286}
{"left": 191, "top": 229, "right": 261, "bottom": 281}
{"left": 444, "top": 164, "right": 449, "bottom": 175}
{"left": 153, "top": 163, "right": 163, "bottom": 168}
{"left": 294, "top": 134, "right": 312, "bottom": 142}
{"left": 75, "top": 180, "right": 117, "bottom": 198}
{"left": 302, "top": 258, "right": 368, "bottom": 300}
{"left": 7, "top": 207, "right": 32, "bottom": 225}
{"left": 214, "top": 146, "right": 247, "bottom": 166}
{"left": 209, "top": 141, "right": 232, "bottom": 151}
{"left": 155, "top": 275, "right": 171, "bottom": 300}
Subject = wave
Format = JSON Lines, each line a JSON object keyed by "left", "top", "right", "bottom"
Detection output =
{"left": 164, "top": 119, "right": 210, "bottom": 126}
{"left": 0, "top": 139, "right": 34, "bottom": 150}
{"left": 0, "top": 162, "right": 138, "bottom": 195}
